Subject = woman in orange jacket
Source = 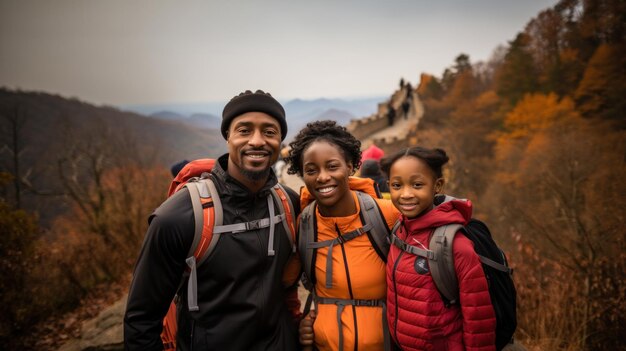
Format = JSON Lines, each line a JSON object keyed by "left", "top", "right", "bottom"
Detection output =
{"left": 285, "top": 120, "right": 399, "bottom": 351}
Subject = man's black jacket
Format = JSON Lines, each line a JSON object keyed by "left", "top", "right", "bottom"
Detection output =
{"left": 124, "top": 154, "right": 301, "bottom": 350}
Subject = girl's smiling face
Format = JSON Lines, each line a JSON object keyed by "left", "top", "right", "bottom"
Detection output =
{"left": 388, "top": 156, "right": 444, "bottom": 218}
{"left": 302, "top": 140, "right": 355, "bottom": 217}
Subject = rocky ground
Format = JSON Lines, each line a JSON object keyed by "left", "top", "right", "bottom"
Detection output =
{"left": 53, "top": 282, "right": 309, "bottom": 351}
{"left": 24, "top": 274, "right": 131, "bottom": 351}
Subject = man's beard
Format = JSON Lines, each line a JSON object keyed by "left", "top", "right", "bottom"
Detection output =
{"left": 241, "top": 167, "right": 271, "bottom": 181}
{"left": 238, "top": 148, "right": 274, "bottom": 181}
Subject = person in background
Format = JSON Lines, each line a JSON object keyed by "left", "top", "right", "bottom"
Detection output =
{"left": 361, "top": 143, "right": 385, "bottom": 164}
{"left": 360, "top": 159, "right": 390, "bottom": 194}
{"left": 273, "top": 145, "right": 290, "bottom": 184}
{"left": 170, "top": 159, "right": 190, "bottom": 177}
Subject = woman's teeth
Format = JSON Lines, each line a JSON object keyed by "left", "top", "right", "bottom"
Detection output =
{"left": 318, "top": 186, "right": 335, "bottom": 194}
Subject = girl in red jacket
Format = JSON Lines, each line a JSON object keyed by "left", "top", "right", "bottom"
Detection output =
{"left": 380, "top": 147, "right": 496, "bottom": 351}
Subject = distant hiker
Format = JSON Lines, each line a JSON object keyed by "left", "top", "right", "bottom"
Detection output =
{"left": 273, "top": 146, "right": 290, "bottom": 184}
{"left": 402, "top": 99, "right": 410, "bottom": 120}
{"left": 169, "top": 159, "right": 189, "bottom": 177}
{"left": 361, "top": 143, "right": 385, "bottom": 163}
{"left": 124, "top": 90, "right": 303, "bottom": 351}
{"left": 285, "top": 120, "right": 399, "bottom": 351}
{"left": 387, "top": 102, "right": 396, "bottom": 126}
{"left": 405, "top": 82, "right": 413, "bottom": 98}
{"left": 380, "top": 147, "right": 498, "bottom": 350}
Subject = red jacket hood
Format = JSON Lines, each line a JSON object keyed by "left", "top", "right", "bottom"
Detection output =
{"left": 401, "top": 194, "right": 472, "bottom": 233}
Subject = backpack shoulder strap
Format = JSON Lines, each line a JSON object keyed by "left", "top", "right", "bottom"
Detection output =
{"left": 299, "top": 201, "right": 317, "bottom": 292}
{"left": 271, "top": 183, "right": 297, "bottom": 253}
{"left": 428, "top": 223, "right": 462, "bottom": 304}
{"left": 182, "top": 177, "right": 223, "bottom": 311}
{"left": 461, "top": 221, "right": 512, "bottom": 274}
{"left": 391, "top": 220, "right": 402, "bottom": 236}
{"left": 356, "top": 191, "right": 390, "bottom": 261}
{"left": 186, "top": 177, "right": 223, "bottom": 265}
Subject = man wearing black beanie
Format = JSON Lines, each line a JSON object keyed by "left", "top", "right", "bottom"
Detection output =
{"left": 125, "top": 90, "right": 302, "bottom": 351}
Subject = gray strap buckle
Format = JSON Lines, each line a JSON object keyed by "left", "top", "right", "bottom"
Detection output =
{"left": 245, "top": 219, "right": 261, "bottom": 231}
{"left": 354, "top": 299, "right": 379, "bottom": 307}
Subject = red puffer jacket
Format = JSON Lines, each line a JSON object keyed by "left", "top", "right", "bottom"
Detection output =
{"left": 387, "top": 198, "right": 496, "bottom": 351}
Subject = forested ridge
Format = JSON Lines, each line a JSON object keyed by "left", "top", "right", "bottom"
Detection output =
{"left": 415, "top": 1, "right": 625, "bottom": 349}
{"left": 1, "top": 0, "right": 625, "bottom": 349}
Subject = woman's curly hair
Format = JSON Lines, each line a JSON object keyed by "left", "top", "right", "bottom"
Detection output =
{"left": 285, "top": 120, "right": 361, "bottom": 177}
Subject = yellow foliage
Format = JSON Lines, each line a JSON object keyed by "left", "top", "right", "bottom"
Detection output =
{"left": 475, "top": 91, "right": 499, "bottom": 110}
{"left": 504, "top": 93, "right": 581, "bottom": 137}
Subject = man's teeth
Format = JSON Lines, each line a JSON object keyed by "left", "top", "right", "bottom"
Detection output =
{"left": 318, "top": 187, "right": 335, "bottom": 194}
{"left": 247, "top": 154, "right": 266, "bottom": 159}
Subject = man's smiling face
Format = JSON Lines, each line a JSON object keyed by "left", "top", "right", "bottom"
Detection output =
{"left": 226, "top": 112, "right": 282, "bottom": 182}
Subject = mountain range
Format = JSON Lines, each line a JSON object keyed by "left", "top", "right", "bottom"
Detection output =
{"left": 125, "top": 96, "right": 385, "bottom": 141}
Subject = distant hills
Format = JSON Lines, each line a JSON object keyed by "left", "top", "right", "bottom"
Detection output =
{"left": 0, "top": 89, "right": 386, "bottom": 225}
{"left": 0, "top": 89, "right": 227, "bottom": 225}
{"left": 125, "top": 95, "right": 384, "bottom": 141}
{"left": 150, "top": 110, "right": 222, "bottom": 130}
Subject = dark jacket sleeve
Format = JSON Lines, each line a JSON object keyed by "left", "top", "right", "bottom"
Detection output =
{"left": 123, "top": 190, "right": 195, "bottom": 351}
{"left": 282, "top": 186, "right": 303, "bottom": 323}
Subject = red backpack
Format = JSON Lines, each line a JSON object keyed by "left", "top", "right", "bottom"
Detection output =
{"left": 161, "top": 159, "right": 297, "bottom": 350}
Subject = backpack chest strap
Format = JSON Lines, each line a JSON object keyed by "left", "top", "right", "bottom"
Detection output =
{"left": 390, "top": 234, "right": 435, "bottom": 259}
{"left": 211, "top": 194, "right": 283, "bottom": 256}
{"left": 212, "top": 214, "right": 286, "bottom": 234}
{"left": 315, "top": 296, "right": 385, "bottom": 307}
{"left": 306, "top": 223, "right": 373, "bottom": 289}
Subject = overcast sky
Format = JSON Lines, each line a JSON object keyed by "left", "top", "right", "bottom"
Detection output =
{"left": 0, "top": 0, "right": 557, "bottom": 106}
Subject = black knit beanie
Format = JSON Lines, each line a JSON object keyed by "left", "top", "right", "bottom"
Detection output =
{"left": 221, "top": 90, "right": 287, "bottom": 141}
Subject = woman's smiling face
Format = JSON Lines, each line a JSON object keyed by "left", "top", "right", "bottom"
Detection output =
{"left": 302, "top": 140, "right": 354, "bottom": 216}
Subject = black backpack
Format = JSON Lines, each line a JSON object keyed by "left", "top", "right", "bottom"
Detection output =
{"left": 461, "top": 219, "right": 517, "bottom": 350}
{"left": 390, "top": 197, "right": 517, "bottom": 350}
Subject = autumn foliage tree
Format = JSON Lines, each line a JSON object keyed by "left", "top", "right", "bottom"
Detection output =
{"left": 2, "top": 120, "right": 171, "bottom": 349}
{"left": 575, "top": 43, "right": 626, "bottom": 123}
{"left": 413, "top": 1, "right": 626, "bottom": 349}
{"left": 487, "top": 93, "right": 626, "bottom": 349}
{"left": 0, "top": 172, "right": 39, "bottom": 344}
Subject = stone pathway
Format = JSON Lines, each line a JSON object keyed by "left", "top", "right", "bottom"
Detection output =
{"left": 363, "top": 94, "right": 423, "bottom": 145}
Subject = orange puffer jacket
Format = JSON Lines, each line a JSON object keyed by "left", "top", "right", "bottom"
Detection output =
{"left": 301, "top": 177, "right": 400, "bottom": 351}
{"left": 387, "top": 198, "right": 496, "bottom": 351}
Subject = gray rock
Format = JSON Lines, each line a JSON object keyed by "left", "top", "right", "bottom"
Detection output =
{"left": 58, "top": 296, "right": 126, "bottom": 351}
